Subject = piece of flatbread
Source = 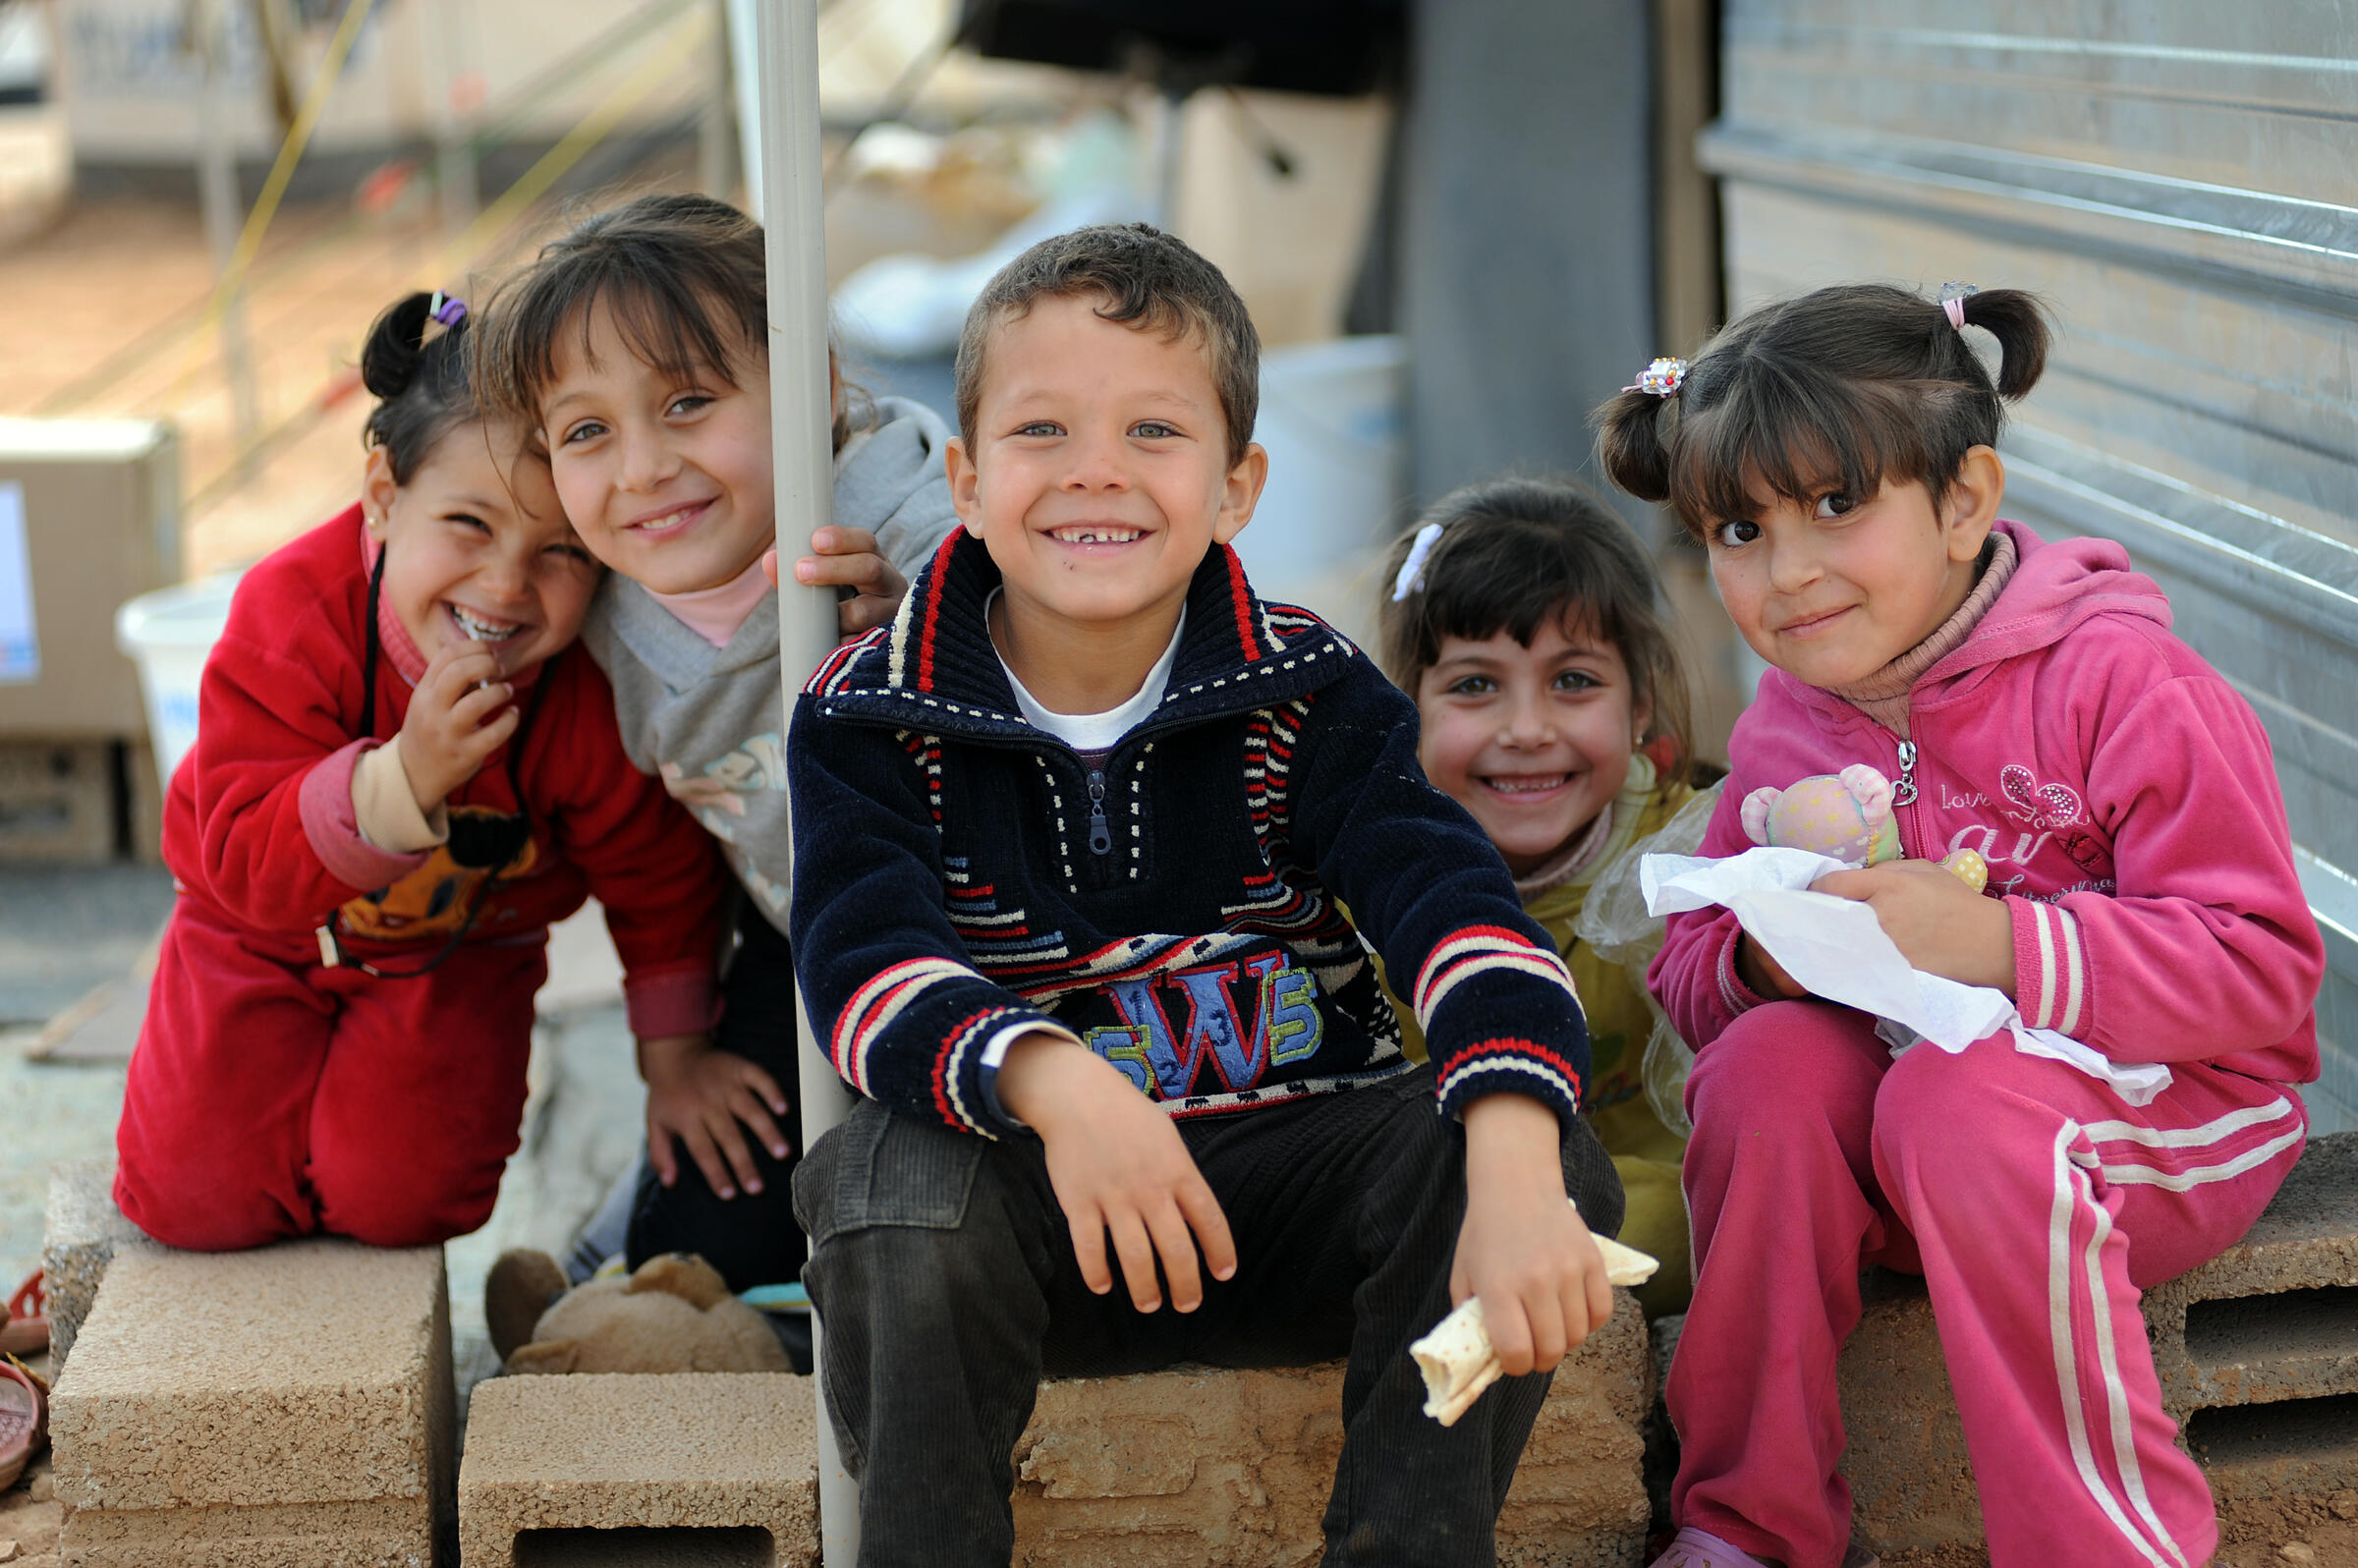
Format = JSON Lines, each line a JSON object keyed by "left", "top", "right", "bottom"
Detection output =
{"left": 1410, "top": 1210, "right": 1658, "bottom": 1427}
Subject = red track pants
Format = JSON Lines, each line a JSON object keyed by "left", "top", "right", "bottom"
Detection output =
{"left": 116, "top": 900, "right": 543, "bottom": 1250}
{"left": 1669, "top": 1000, "right": 2305, "bottom": 1568}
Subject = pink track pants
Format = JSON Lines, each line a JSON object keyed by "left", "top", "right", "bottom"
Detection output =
{"left": 1669, "top": 1000, "right": 2306, "bottom": 1568}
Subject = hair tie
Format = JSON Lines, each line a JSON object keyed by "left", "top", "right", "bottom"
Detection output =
{"left": 428, "top": 291, "right": 469, "bottom": 328}
{"left": 1625, "top": 357, "right": 1687, "bottom": 397}
{"left": 1938, "top": 281, "right": 1977, "bottom": 331}
{"left": 1391, "top": 522, "right": 1446, "bottom": 602}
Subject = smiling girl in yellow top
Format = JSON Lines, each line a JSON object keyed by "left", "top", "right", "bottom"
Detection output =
{"left": 1377, "top": 476, "right": 1718, "bottom": 1315}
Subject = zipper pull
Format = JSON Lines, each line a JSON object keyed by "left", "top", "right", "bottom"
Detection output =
{"left": 316, "top": 924, "right": 342, "bottom": 969}
{"left": 1893, "top": 740, "right": 1919, "bottom": 807}
{"left": 1086, "top": 768, "right": 1112, "bottom": 855}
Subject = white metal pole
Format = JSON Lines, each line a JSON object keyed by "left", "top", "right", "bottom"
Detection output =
{"left": 697, "top": 0, "right": 734, "bottom": 199}
{"left": 757, "top": 2, "right": 861, "bottom": 1560}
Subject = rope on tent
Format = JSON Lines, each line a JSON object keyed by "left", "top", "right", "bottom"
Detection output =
{"left": 166, "top": 0, "right": 380, "bottom": 410}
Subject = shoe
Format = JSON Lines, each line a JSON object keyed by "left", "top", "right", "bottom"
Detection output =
{"left": 484, "top": 1249, "right": 569, "bottom": 1364}
{"left": 1648, "top": 1528, "right": 1881, "bottom": 1568}
{"left": 0, "top": 1357, "right": 47, "bottom": 1491}
{"left": 0, "top": 1272, "right": 44, "bottom": 1358}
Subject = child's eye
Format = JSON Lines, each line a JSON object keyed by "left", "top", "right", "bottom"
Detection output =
{"left": 1552, "top": 669, "right": 1600, "bottom": 693}
{"left": 669, "top": 394, "right": 711, "bottom": 418}
{"left": 1445, "top": 675, "right": 1497, "bottom": 697}
{"left": 1131, "top": 420, "right": 1179, "bottom": 440}
{"left": 443, "top": 512, "right": 491, "bottom": 533}
{"left": 1813, "top": 492, "right": 1857, "bottom": 520}
{"left": 560, "top": 420, "right": 607, "bottom": 446}
{"left": 1712, "top": 519, "right": 1761, "bottom": 548}
{"left": 546, "top": 541, "right": 595, "bottom": 565}
{"left": 1013, "top": 420, "right": 1063, "bottom": 437}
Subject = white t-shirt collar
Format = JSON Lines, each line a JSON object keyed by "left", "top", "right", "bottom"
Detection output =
{"left": 986, "top": 589, "right": 1185, "bottom": 753}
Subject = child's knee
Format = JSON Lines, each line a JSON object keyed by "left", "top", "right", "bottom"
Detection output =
{"left": 309, "top": 1145, "right": 501, "bottom": 1248}
{"left": 794, "top": 1102, "right": 1045, "bottom": 1275}
{"left": 112, "top": 1155, "right": 307, "bottom": 1252}
{"left": 1870, "top": 1037, "right": 2039, "bottom": 1188}
{"left": 1688, "top": 1000, "right": 1878, "bottom": 1123}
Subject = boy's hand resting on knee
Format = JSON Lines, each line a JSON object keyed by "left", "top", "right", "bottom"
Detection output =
{"left": 396, "top": 637, "right": 520, "bottom": 812}
{"left": 759, "top": 526, "right": 911, "bottom": 639}
{"left": 997, "top": 1033, "right": 1239, "bottom": 1315}
{"left": 1454, "top": 1093, "right": 1611, "bottom": 1376}
{"left": 639, "top": 1035, "right": 792, "bottom": 1200}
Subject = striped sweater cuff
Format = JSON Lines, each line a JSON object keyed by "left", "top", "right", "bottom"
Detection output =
{"left": 1435, "top": 1038, "right": 1584, "bottom": 1124}
{"left": 1715, "top": 924, "right": 1768, "bottom": 1019}
{"left": 2010, "top": 896, "right": 2092, "bottom": 1037}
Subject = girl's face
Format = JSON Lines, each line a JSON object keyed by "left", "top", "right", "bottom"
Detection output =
{"left": 540, "top": 299, "right": 775, "bottom": 595}
{"left": 362, "top": 420, "right": 599, "bottom": 676}
{"left": 1415, "top": 616, "right": 1645, "bottom": 877}
{"left": 1705, "top": 458, "right": 1997, "bottom": 690}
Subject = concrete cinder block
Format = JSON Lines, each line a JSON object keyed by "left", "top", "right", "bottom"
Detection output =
{"left": 49, "top": 1238, "right": 454, "bottom": 1567}
{"left": 457, "top": 1372, "right": 817, "bottom": 1568}
{"left": 2147, "top": 1131, "right": 2358, "bottom": 1417}
{"left": 1836, "top": 1269, "right": 1983, "bottom": 1558}
{"left": 39, "top": 1157, "right": 150, "bottom": 1369}
{"left": 1011, "top": 1288, "right": 1653, "bottom": 1567}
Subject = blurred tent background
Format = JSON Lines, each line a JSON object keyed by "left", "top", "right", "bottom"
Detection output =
{"left": 0, "top": 0, "right": 2351, "bottom": 1139}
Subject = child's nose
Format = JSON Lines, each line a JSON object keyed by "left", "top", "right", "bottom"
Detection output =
{"left": 1500, "top": 693, "right": 1555, "bottom": 745}
{"left": 618, "top": 425, "right": 675, "bottom": 491}
{"left": 1059, "top": 431, "right": 1130, "bottom": 491}
{"left": 1765, "top": 534, "right": 1823, "bottom": 592}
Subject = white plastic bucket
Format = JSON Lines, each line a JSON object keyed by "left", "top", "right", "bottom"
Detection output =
{"left": 115, "top": 573, "right": 240, "bottom": 799}
{"left": 1234, "top": 335, "right": 1407, "bottom": 640}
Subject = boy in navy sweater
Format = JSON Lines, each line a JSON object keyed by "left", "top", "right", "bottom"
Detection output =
{"left": 788, "top": 224, "right": 1623, "bottom": 1567}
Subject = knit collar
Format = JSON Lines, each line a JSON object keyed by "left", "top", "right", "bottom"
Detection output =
{"left": 806, "top": 528, "right": 1353, "bottom": 741}
{"left": 1511, "top": 753, "right": 1657, "bottom": 900}
{"left": 1826, "top": 532, "right": 2018, "bottom": 737}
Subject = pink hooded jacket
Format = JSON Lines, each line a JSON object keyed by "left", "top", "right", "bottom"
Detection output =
{"left": 1651, "top": 519, "right": 2322, "bottom": 1086}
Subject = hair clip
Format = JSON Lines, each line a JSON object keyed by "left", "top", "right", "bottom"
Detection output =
{"left": 1390, "top": 522, "right": 1446, "bottom": 602}
{"left": 1626, "top": 357, "right": 1687, "bottom": 398}
{"left": 1937, "top": 281, "right": 1977, "bottom": 330}
{"left": 428, "top": 292, "right": 469, "bottom": 328}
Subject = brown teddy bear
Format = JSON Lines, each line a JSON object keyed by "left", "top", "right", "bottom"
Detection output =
{"left": 486, "top": 1250, "right": 789, "bottom": 1375}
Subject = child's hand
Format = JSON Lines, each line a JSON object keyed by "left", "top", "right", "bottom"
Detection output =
{"left": 638, "top": 1034, "right": 792, "bottom": 1200}
{"left": 1813, "top": 859, "right": 2016, "bottom": 993}
{"left": 1453, "top": 1093, "right": 1611, "bottom": 1376}
{"left": 792, "top": 526, "right": 911, "bottom": 639}
{"left": 997, "top": 1034, "right": 1238, "bottom": 1314}
{"left": 395, "top": 638, "right": 518, "bottom": 812}
{"left": 1735, "top": 932, "right": 1808, "bottom": 1000}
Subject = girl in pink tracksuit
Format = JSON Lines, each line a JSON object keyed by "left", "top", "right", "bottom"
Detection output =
{"left": 1596, "top": 283, "right": 2322, "bottom": 1568}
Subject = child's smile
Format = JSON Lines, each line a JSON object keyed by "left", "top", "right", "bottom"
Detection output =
{"left": 363, "top": 420, "right": 599, "bottom": 677}
{"left": 948, "top": 293, "right": 1266, "bottom": 712}
{"left": 1415, "top": 620, "right": 1642, "bottom": 876}
{"left": 1708, "top": 471, "right": 1993, "bottom": 690}
{"left": 540, "top": 300, "right": 774, "bottom": 595}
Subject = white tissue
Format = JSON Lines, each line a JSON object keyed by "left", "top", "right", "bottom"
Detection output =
{"left": 1642, "top": 848, "right": 2170, "bottom": 1105}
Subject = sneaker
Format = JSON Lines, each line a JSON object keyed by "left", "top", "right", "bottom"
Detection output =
{"left": 1648, "top": 1529, "right": 1881, "bottom": 1568}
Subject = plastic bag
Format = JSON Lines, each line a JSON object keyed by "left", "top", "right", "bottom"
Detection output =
{"left": 1575, "top": 781, "right": 1723, "bottom": 1141}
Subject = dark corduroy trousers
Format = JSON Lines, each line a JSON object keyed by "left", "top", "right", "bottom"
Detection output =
{"left": 793, "top": 1063, "right": 1625, "bottom": 1568}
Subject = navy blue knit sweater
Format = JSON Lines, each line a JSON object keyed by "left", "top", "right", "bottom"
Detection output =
{"left": 787, "top": 531, "right": 1591, "bottom": 1140}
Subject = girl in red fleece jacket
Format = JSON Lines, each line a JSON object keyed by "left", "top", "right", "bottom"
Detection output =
{"left": 1597, "top": 285, "right": 2322, "bottom": 1568}
{"left": 115, "top": 291, "right": 768, "bottom": 1252}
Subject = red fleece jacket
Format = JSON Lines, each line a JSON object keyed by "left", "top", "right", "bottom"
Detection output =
{"left": 164, "top": 505, "right": 724, "bottom": 1037}
{"left": 1652, "top": 519, "right": 2322, "bottom": 1085}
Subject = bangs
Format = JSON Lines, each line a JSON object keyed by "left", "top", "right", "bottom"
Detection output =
{"left": 484, "top": 257, "right": 762, "bottom": 422}
{"left": 1668, "top": 366, "right": 1966, "bottom": 532}
{"left": 1391, "top": 508, "right": 1645, "bottom": 684}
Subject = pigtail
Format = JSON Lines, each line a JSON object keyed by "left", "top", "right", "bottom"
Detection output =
{"left": 361, "top": 291, "right": 439, "bottom": 402}
{"left": 1592, "top": 387, "right": 1678, "bottom": 503}
{"left": 1959, "top": 287, "right": 2049, "bottom": 400}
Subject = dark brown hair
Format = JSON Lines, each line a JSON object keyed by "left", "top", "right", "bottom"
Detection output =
{"left": 361, "top": 291, "right": 476, "bottom": 483}
{"left": 1594, "top": 283, "right": 2049, "bottom": 539}
{"left": 1377, "top": 476, "right": 1696, "bottom": 785}
{"left": 953, "top": 223, "right": 1260, "bottom": 464}
{"left": 475, "top": 193, "right": 768, "bottom": 428}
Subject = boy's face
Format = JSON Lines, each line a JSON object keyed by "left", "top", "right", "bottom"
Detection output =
{"left": 362, "top": 420, "right": 600, "bottom": 677}
{"left": 947, "top": 294, "right": 1265, "bottom": 639}
{"left": 538, "top": 298, "right": 775, "bottom": 596}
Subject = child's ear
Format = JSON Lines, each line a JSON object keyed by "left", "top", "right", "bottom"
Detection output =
{"left": 361, "top": 445, "right": 399, "bottom": 537}
{"left": 1212, "top": 441, "right": 1269, "bottom": 545}
{"left": 1942, "top": 445, "right": 2004, "bottom": 563}
{"left": 944, "top": 437, "right": 983, "bottom": 534}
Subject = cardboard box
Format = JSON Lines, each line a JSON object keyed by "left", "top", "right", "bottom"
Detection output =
{"left": 0, "top": 418, "right": 180, "bottom": 741}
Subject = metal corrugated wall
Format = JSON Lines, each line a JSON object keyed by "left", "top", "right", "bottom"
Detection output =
{"left": 1700, "top": 3, "right": 2358, "bottom": 1133}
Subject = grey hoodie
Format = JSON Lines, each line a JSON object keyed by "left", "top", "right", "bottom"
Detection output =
{"left": 578, "top": 394, "right": 961, "bottom": 931}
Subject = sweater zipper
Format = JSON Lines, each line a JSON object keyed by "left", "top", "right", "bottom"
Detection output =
{"left": 1892, "top": 737, "right": 1921, "bottom": 857}
{"left": 1085, "top": 767, "right": 1112, "bottom": 855}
